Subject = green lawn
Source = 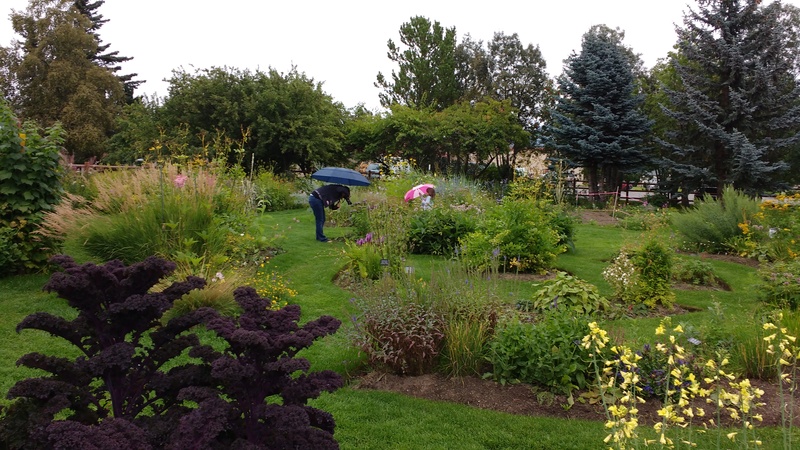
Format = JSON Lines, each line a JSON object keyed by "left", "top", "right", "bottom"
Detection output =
{"left": 0, "top": 208, "right": 789, "bottom": 449}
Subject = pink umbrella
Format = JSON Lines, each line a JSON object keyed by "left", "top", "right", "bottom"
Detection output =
{"left": 404, "top": 183, "right": 436, "bottom": 202}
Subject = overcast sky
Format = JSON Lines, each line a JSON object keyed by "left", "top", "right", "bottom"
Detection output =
{"left": 2, "top": 0, "right": 798, "bottom": 111}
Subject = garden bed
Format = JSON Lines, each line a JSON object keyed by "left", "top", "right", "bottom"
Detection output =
{"left": 354, "top": 371, "right": 799, "bottom": 427}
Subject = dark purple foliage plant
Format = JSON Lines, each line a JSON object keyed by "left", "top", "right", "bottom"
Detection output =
{"left": 0, "top": 255, "right": 343, "bottom": 450}
{"left": 169, "top": 286, "right": 343, "bottom": 449}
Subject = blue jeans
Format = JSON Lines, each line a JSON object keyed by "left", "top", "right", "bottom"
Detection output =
{"left": 309, "top": 195, "right": 327, "bottom": 241}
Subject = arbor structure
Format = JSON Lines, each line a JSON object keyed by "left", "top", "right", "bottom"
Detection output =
{"left": 658, "top": 0, "right": 800, "bottom": 196}
{"left": 545, "top": 25, "right": 652, "bottom": 195}
{"left": 375, "top": 16, "right": 461, "bottom": 111}
{"left": 1, "top": 0, "right": 126, "bottom": 162}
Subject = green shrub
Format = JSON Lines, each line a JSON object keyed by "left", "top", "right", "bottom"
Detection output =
{"left": 459, "top": 198, "right": 565, "bottom": 273}
{"left": 0, "top": 101, "right": 65, "bottom": 275}
{"left": 488, "top": 309, "right": 592, "bottom": 394}
{"left": 342, "top": 233, "right": 387, "bottom": 280}
{"left": 616, "top": 207, "right": 671, "bottom": 231}
{"left": 672, "top": 257, "right": 723, "bottom": 287}
{"left": 603, "top": 239, "right": 675, "bottom": 308}
{"left": 407, "top": 207, "right": 476, "bottom": 255}
{"left": 757, "top": 260, "right": 800, "bottom": 309}
{"left": 671, "top": 185, "right": 759, "bottom": 253}
{"left": 519, "top": 271, "right": 608, "bottom": 316}
{"left": 252, "top": 170, "right": 300, "bottom": 211}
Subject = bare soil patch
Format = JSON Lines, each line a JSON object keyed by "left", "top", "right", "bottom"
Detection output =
{"left": 353, "top": 371, "right": 799, "bottom": 427}
{"left": 577, "top": 210, "right": 619, "bottom": 226}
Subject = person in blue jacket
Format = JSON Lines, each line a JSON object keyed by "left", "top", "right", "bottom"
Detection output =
{"left": 308, "top": 184, "right": 351, "bottom": 242}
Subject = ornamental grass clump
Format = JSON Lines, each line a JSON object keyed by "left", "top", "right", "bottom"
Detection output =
{"left": 0, "top": 255, "right": 343, "bottom": 449}
{"left": 671, "top": 185, "right": 759, "bottom": 254}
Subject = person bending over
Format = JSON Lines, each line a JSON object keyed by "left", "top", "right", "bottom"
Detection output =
{"left": 308, "top": 184, "right": 351, "bottom": 242}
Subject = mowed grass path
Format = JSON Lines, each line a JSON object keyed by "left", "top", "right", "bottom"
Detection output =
{"left": 0, "top": 209, "right": 784, "bottom": 449}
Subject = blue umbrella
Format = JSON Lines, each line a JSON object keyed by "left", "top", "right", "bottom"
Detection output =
{"left": 311, "top": 167, "right": 371, "bottom": 186}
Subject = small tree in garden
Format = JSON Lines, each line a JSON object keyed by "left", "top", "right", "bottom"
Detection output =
{"left": 0, "top": 255, "right": 343, "bottom": 449}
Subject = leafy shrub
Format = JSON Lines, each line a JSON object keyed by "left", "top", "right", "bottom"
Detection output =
{"left": 756, "top": 259, "right": 800, "bottom": 309}
{"left": 252, "top": 169, "right": 301, "bottom": 211}
{"left": 488, "top": 309, "right": 592, "bottom": 394}
{"left": 616, "top": 207, "right": 670, "bottom": 231}
{"left": 603, "top": 239, "right": 675, "bottom": 308}
{"left": 459, "top": 198, "right": 565, "bottom": 273}
{"left": 671, "top": 185, "right": 759, "bottom": 253}
{"left": 407, "top": 207, "right": 476, "bottom": 255}
{"left": 672, "top": 257, "right": 724, "bottom": 287}
{"left": 0, "top": 255, "right": 342, "bottom": 449}
{"left": 0, "top": 100, "right": 65, "bottom": 275}
{"left": 341, "top": 232, "right": 386, "bottom": 280}
{"left": 519, "top": 271, "right": 608, "bottom": 315}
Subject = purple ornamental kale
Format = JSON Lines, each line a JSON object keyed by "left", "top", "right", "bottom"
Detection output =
{"left": 169, "top": 286, "right": 344, "bottom": 449}
{"left": 2, "top": 255, "right": 214, "bottom": 448}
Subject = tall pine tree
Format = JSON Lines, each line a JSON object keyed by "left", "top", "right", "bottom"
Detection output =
{"left": 658, "top": 0, "right": 800, "bottom": 196}
{"left": 545, "top": 25, "right": 652, "bottom": 196}
{"left": 73, "top": 0, "right": 142, "bottom": 102}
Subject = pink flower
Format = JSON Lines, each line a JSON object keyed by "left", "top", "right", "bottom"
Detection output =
{"left": 174, "top": 174, "right": 188, "bottom": 188}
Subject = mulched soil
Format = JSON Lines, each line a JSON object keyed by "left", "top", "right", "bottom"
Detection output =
{"left": 352, "top": 371, "right": 799, "bottom": 427}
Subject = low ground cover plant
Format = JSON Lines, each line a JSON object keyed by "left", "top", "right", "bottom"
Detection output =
{"left": 519, "top": 271, "right": 608, "bottom": 316}
{"left": 0, "top": 255, "right": 342, "bottom": 449}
